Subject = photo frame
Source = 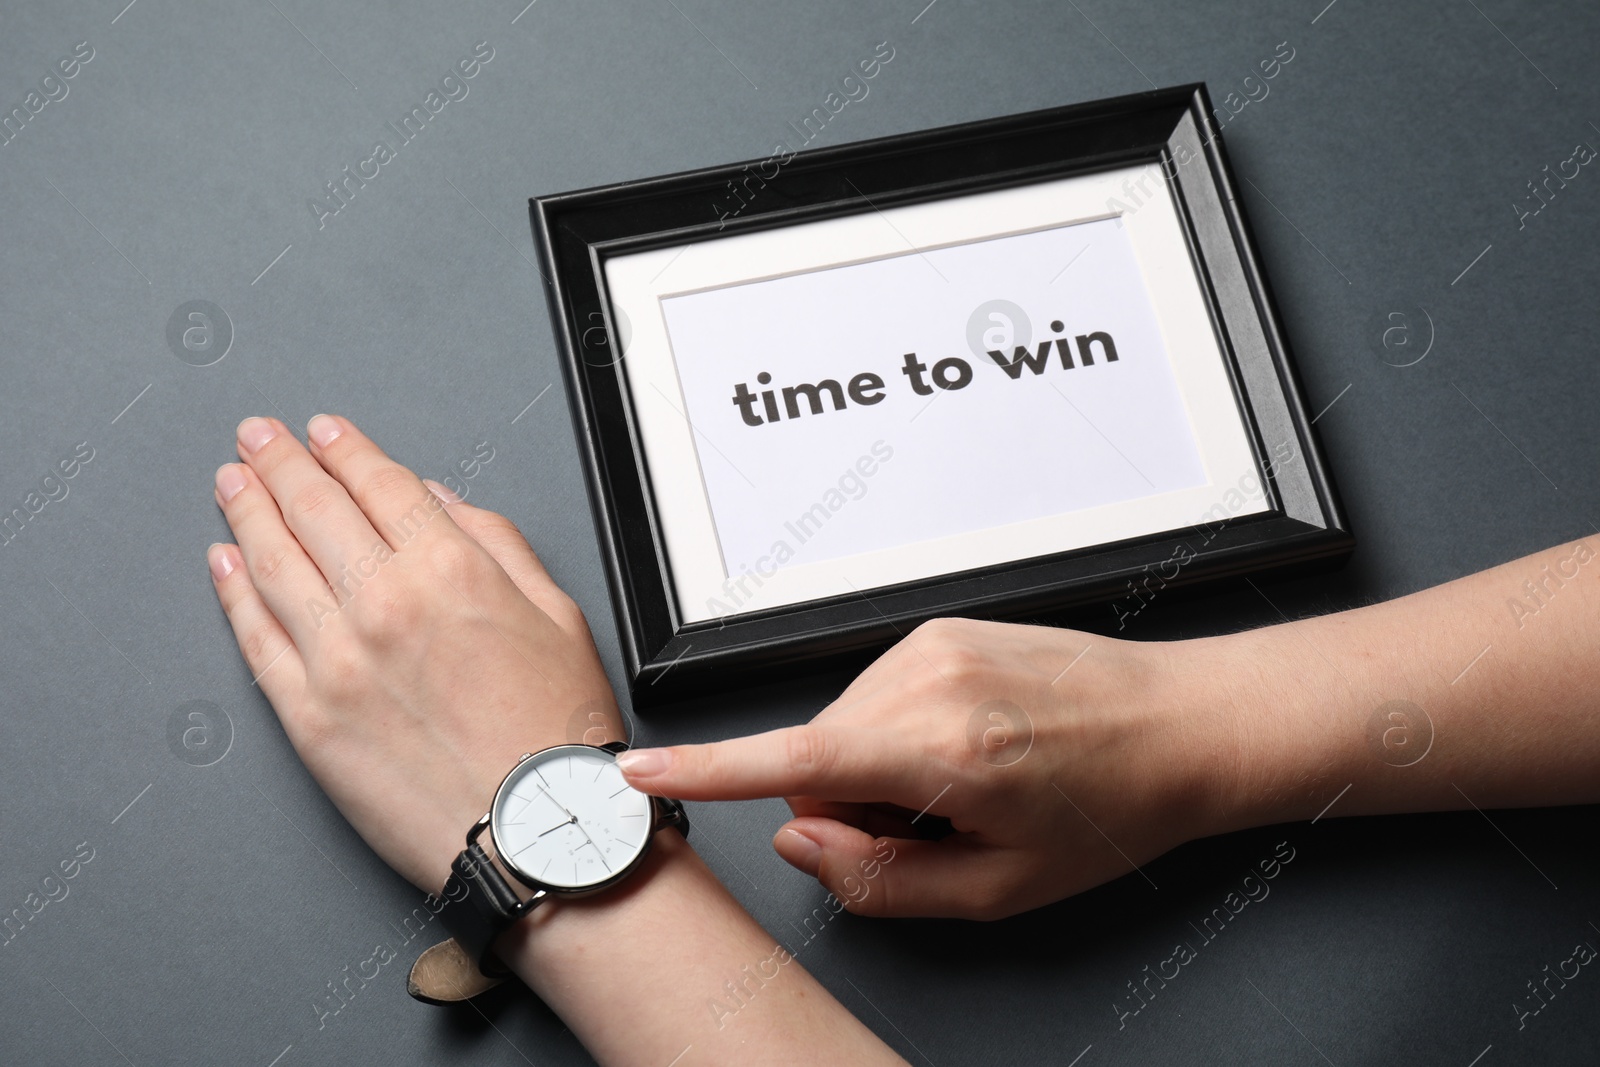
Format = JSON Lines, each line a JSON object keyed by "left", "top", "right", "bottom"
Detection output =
{"left": 532, "top": 84, "right": 1353, "bottom": 708}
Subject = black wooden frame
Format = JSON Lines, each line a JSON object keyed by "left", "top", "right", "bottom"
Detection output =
{"left": 531, "top": 83, "right": 1353, "bottom": 709}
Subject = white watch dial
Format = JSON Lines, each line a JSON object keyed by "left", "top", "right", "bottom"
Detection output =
{"left": 491, "top": 746, "right": 654, "bottom": 890}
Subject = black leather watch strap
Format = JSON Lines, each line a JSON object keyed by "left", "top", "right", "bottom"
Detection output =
{"left": 431, "top": 796, "right": 689, "bottom": 983}
{"left": 435, "top": 841, "right": 535, "bottom": 980}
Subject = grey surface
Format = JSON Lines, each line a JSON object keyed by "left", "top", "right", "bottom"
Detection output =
{"left": 3, "top": 0, "right": 1599, "bottom": 1064}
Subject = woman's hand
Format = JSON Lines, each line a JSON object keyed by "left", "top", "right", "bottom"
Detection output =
{"left": 617, "top": 617, "right": 1247, "bottom": 920}
{"left": 209, "top": 416, "right": 910, "bottom": 1066}
{"left": 208, "top": 414, "right": 620, "bottom": 894}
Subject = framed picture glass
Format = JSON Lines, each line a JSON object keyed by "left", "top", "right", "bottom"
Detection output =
{"left": 533, "top": 85, "right": 1352, "bottom": 706}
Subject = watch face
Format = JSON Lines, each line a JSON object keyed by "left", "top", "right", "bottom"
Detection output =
{"left": 490, "top": 745, "right": 654, "bottom": 891}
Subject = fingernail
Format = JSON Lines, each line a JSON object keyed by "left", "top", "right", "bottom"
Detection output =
{"left": 778, "top": 828, "right": 823, "bottom": 877}
{"left": 207, "top": 543, "right": 235, "bottom": 582}
{"left": 237, "top": 417, "right": 277, "bottom": 453}
{"left": 423, "top": 478, "right": 461, "bottom": 504}
{"left": 615, "top": 748, "right": 671, "bottom": 777}
{"left": 215, "top": 464, "right": 247, "bottom": 503}
{"left": 307, "top": 414, "right": 342, "bottom": 448}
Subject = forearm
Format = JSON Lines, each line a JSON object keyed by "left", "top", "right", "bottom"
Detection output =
{"left": 1206, "top": 537, "right": 1600, "bottom": 829}
{"left": 497, "top": 829, "right": 905, "bottom": 1066}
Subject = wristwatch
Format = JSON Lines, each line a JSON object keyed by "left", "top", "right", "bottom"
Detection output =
{"left": 407, "top": 740, "right": 689, "bottom": 1004}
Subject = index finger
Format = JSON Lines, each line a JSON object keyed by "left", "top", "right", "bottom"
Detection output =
{"left": 613, "top": 723, "right": 932, "bottom": 805}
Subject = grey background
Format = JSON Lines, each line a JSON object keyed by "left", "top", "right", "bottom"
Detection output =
{"left": 3, "top": 0, "right": 1598, "bottom": 1064}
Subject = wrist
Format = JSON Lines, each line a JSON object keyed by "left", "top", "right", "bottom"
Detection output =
{"left": 1189, "top": 622, "right": 1363, "bottom": 834}
{"left": 1061, "top": 635, "right": 1254, "bottom": 848}
{"left": 490, "top": 825, "right": 704, "bottom": 988}
{"left": 486, "top": 820, "right": 903, "bottom": 1065}
{"left": 411, "top": 737, "right": 695, "bottom": 1006}
{"left": 1136, "top": 635, "right": 1257, "bottom": 843}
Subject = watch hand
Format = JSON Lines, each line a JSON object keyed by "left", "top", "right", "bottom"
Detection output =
{"left": 529, "top": 782, "right": 582, "bottom": 823}
{"left": 567, "top": 836, "right": 614, "bottom": 872}
{"left": 538, "top": 784, "right": 579, "bottom": 821}
{"left": 571, "top": 818, "right": 614, "bottom": 872}
{"left": 565, "top": 814, "right": 598, "bottom": 852}
{"left": 537, "top": 815, "right": 577, "bottom": 838}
